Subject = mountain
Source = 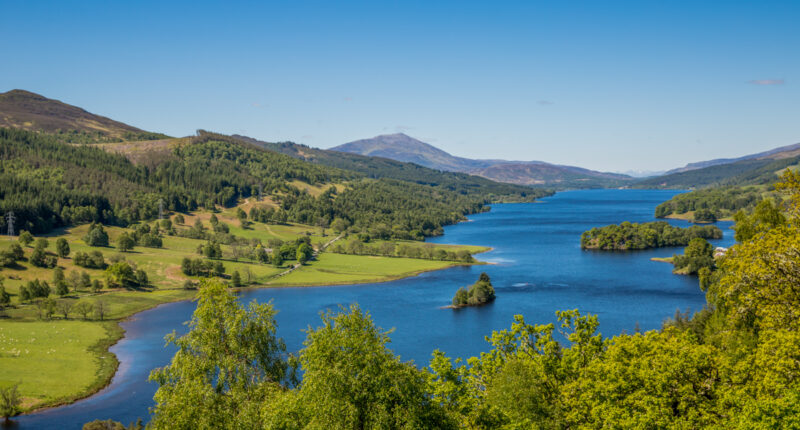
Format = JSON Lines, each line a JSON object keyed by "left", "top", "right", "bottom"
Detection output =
{"left": 0, "top": 89, "right": 166, "bottom": 141}
{"left": 232, "top": 135, "right": 550, "bottom": 201}
{"left": 665, "top": 142, "right": 800, "bottom": 174}
{"left": 330, "top": 133, "right": 632, "bottom": 189}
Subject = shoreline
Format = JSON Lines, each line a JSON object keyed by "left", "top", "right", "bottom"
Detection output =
{"left": 21, "top": 250, "right": 492, "bottom": 416}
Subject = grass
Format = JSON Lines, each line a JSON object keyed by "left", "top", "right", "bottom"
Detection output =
{"left": 271, "top": 253, "right": 458, "bottom": 286}
{"left": 0, "top": 320, "right": 121, "bottom": 410}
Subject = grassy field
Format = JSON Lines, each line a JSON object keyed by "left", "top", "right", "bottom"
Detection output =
{"left": 0, "top": 201, "right": 486, "bottom": 413}
{"left": 0, "top": 320, "right": 121, "bottom": 410}
{"left": 272, "top": 253, "right": 458, "bottom": 286}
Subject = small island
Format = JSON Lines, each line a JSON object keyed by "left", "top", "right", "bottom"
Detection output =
{"left": 450, "top": 272, "right": 496, "bottom": 308}
{"left": 580, "top": 221, "right": 722, "bottom": 251}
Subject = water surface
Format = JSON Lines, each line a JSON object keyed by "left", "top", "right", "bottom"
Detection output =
{"left": 15, "top": 189, "right": 734, "bottom": 429}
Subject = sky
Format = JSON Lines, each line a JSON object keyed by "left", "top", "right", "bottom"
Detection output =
{"left": 1, "top": 0, "right": 798, "bottom": 172}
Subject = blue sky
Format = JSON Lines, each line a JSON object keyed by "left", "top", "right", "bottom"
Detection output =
{"left": 1, "top": 0, "right": 798, "bottom": 171}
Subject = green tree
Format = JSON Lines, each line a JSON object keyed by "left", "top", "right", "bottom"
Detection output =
{"left": 296, "top": 304, "right": 453, "bottom": 428}
{"left": 296, "top": 243, "right": 313, "bottom": 264}
{"left": 173, "top": 214, "right": 185, "bottom": 225}
{"left": 35, "top": 237, "right": 49, "bottom": 250}
{"left": 83, "top": 223, "right": 109, "bottom": 247}
{"left": 231, "top": 270, "right": 242, "bottom": 288}
{"left": 0, "top": 383, "right": 21, "bottom": 423}
{"left": 56, "top": 238, "right": 70, "bottom": 258}
{"left": 74, "top": 301, "right": 94, "bottom": 320}
{"left": 117, "top": 232, "right": 135, "bottom": 252}
{"left": 673, "top": 237, "right": 715, "bottom": 275}
{"left": 18, "top": 230, "right": 33, "bottom": 247}
{"left": 149, "top": 280, "right": 294, "bottom": 429}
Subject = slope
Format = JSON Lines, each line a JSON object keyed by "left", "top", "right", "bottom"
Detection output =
{"left": 0, "top": 89, "right": 167, "bottom": 142}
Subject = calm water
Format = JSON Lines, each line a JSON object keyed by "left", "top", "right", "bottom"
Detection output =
{"left": 14, "top": 189, "right": 735, "bottom": 429}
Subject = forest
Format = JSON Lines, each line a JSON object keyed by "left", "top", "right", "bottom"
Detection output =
{"left": 0, "top": 128, "right": 544, "bottom": 239}
{"left": 654, "top": 186, "right": 768, "bottom": 220}
{"left": 580, "top": 221, "right": 722, "bottom": 250}
{"left": 73, "top": 170, "right": 799, "bottom": 429}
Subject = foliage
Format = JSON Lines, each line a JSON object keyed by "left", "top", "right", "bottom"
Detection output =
{"left": 56, "top": 237, "right": 70, "bottom": 257}
{"left": 294, "top": 304, "right": 453, "bottom": 429}
{"left": 672, "top": 237, "right": 715, "bottom": 275}
{"left": 452, "top": 272, "right": 496, "bottom": 307}
{"left": 0, "top": 383, "right": 21, "bottom": 421}
{"left": 581, "top": 221, "right": 722, "bottom": 250}
{"left": 83, "top": 223, "right": 109, "bottom": 247}
{"left": 149, "top": 280, "right": 294, "bottom": 429}
{"left": 732, "top": 198, "right": 786, "bottom": 242}
{"left": 654, "top": 186, "right": 764, "bottom": 219}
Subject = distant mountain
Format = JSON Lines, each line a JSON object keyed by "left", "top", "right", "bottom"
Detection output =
{"left": 331, "top": 133, "right": 632, "bottom": 189}
{"left": 0, "top": 89, "right": 166, "bottom": 141}
{"left": 666, "top": 142, "right": 800, "bottom": 174}
{"left": 635, "top": 154, "right": 800, "bottom": 189}
{"left": 232, "top": 134, "right": 551, "bottom": 201}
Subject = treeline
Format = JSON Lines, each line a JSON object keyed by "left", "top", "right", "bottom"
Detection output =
{"left": 328, "top": 238, "right": 475, "bottom": 262}
{"left": 581, "top": 221, "right": 722, "bottom": 250}
{"left": 141, "top": 171, "right": 800, "bottom": 429}
{"left": 0, "top": 128, "right": 539, "bottom": 240}
{"left": 655, "top": 186, "right": 766, "bottom": 220}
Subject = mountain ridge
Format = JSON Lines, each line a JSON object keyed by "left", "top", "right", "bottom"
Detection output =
{"left": 331, "top": 133, "right": 632, "bottom": 189}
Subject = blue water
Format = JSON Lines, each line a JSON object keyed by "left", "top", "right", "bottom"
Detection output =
{"left": 13, "top": 189, "right": 735, "bottom": 429}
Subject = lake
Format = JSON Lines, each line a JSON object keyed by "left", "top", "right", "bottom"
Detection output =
{"left": 14, "top": 189, "right": 735, "bottom": 429}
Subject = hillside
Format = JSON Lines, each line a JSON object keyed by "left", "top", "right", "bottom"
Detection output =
{"left": 330, "top": 133, "right": 633, "bottom": 189}
{"left": 665, "top": 142, "right": 800, "bottom": 174}
{"left": 635, "top": 155, "right": 800, "bottom": 189}
{"left": 232, "top": 135, "right": 550, "bottom": 201}
{"left": 0, "top": 89, "right": 167, "bottom": 142}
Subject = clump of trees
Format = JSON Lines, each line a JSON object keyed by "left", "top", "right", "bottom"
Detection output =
{"left": 452, "top": 272, "right": 496, "bottom": 307}
{"left": 581, "top": 221, "right": 722, "bottom": 250}
{"left": 74, "top": 250, "right": 106, "bottom": 269}
{"left": 181, "top": 257, "right": 225, "bottom": 278}
{"left": 329, "top": 239, "right": 475, "bottom": 262}
{"left": 672, "top": 237, "right": 715, "bottom": 275}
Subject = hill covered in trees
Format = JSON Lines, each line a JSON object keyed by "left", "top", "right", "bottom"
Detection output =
{"left": 0, "top": 127, "right": 531, "bottom": 240}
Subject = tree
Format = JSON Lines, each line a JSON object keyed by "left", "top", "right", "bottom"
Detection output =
{"left": 35, "top": 298, "right": 57, "bottom": 320}
{"left": 271, "top": 251, "right": 284, "bottom": 267}
{"left": 173, "top": 214, "right": 185, "bottom": 225}
{"left": 106, "top": 261, "right": 135, "bottom": 288}
{"left": 84, "top": 223, "right": 109, "bottom": 247}
{"left": 0, "top": 383, "right": 21, "bottom": 423}
{"left": 29, "top": 246, "right": 47, "bottom": 267}
{"left": 231, "top": 270, "right": 242, "bottom": 288}
{"left": 35, "top": 237, "right": 49, "bottom": 250}
{"left": 149, "top": 280, "right": 293, "bottom": 429}
{"left": 57, "top": 300, "right": 73, "bottom": 319}
{"left": 82, "top": 418, "right": 143, "bottom": 430}
{"left": 296, "top": 243, "right": 313, "bottom": 264}
{"left": 0, "top": 285, "right": 9, "bottom": 309}
{"left": 56, "top": 280, "right": 70, "bottom": 297}
{"left": 8, "top": 243, "right": 23, "bottom": 261}
{"left": 18, "top": 230, "right": 33, "bottom": 247}
{"left": 95, "top": 300, "right": 107, "bottom": 321}
{"left": 74, "top": 301, "right": 94, "bottom": 320}
{"left": 91, "top": 279, "right": 103, "bottom": 293}
{"left": 296, "top": 304, "right": 452, "bottom": 428}
{"left": 117, "top": 232, "right": 135, "bottom": 252}
{"left": 56, "top": 238, "right": 70, "bottom": 258}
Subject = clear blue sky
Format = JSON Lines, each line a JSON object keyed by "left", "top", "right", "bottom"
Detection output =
{"left": 2, "top": 0, "right": 798, "bottom": 172}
